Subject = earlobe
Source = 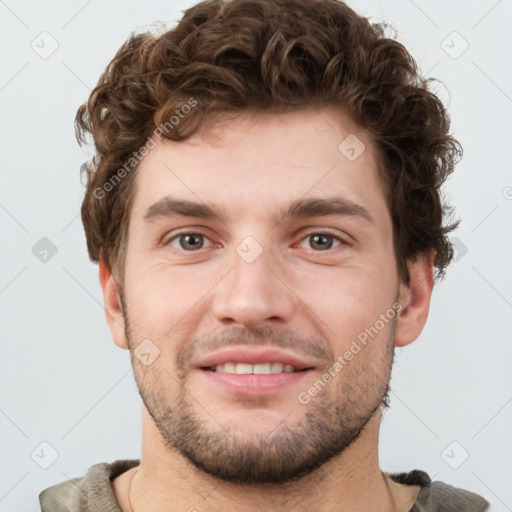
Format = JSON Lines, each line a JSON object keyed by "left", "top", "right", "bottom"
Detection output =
{"left": 394, "top": 252, "right": 435, "bottom": 348}
{"left": 99, "top": 259, "right": 129, "bottom": 350}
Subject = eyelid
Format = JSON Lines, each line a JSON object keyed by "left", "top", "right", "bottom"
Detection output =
{"left": 162, "top": 228, "right": 216, "bottom": 249}
{"left": 295, "top": 230, "right": 349, "bottom": 250}
{"left": 295, "top": 225, "right": 351, "bottom": 241}
{"left": 161, "top": 227, "right": 351, "bottom": 252}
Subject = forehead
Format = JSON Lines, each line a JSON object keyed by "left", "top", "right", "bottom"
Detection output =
{"left": 131, "top": 107, "right": 387, "bottom": 223}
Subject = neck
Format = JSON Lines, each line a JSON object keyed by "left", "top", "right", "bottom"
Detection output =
{"left": 120, "top": 407, "right": 410, "bottom": 512}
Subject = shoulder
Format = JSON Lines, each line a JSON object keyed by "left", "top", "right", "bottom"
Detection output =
{"left": 39, "top": 459, "right": 140, "bottom": 512}
{"left": 386, "top": 469, "right": 490, "bottom": 512}
{"left": 415, "top": 480, "right": 490, "bottom": 512}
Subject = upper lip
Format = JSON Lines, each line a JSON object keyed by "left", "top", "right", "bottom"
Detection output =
{"left": 195, "top": 347, "right": 316, "bottom": 371}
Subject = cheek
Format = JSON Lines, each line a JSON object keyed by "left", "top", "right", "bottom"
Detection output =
{"left": 307, "top": 265, "right": 395, "bottom": 320}
{"left": 123, "top": 261, "right": 217, "bottom": 344}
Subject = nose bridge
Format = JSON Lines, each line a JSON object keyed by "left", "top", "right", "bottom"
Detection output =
{"left": 212, "top": 234, "right": 294, "bottom": 328}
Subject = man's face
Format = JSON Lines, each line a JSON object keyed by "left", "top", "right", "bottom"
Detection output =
{"left": 119, "top": 107, "right": 402, "bottom": 483}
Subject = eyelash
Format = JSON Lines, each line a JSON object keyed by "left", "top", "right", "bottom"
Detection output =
{"left": 163, "top": 230, "right": 347, "bottom": 253}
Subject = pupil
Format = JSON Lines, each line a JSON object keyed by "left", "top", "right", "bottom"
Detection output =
{"left": 181, "top": 234, "right": 203, "bottom": 250}
{"left": 311, "top": 234, "right": 332, "bottom": 250}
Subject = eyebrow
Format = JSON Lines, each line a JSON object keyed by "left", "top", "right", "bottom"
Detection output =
{"left": 143, "top": 197, "right": 375, "bottom": 225}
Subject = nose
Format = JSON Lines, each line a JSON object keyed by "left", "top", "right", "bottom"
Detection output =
{"left": 211, "top": 239, "right": 295, "bottom": 329}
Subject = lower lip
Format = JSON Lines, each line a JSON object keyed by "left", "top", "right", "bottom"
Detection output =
{"left": 198, "top": 369, "right": 312, "bottom": 396}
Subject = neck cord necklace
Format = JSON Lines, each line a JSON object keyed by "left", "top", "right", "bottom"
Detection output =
{"left": 383, "top": 472, "right": 398, "bottom": 512}
{"left": 127, "top": 468, "right": 138, "bottom": 512}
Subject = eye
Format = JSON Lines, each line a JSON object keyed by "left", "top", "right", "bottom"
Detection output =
{"left": 166, "top": 232, "right": 213, "bottom": 251}
{"left": 298, "top": 232, "right": 345, "bottom": 251}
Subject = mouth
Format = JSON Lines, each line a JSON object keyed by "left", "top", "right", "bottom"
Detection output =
{"left": 203, "top": 362, "right": 310, "bottom": 374}
{"left": 195, "top": 348, "right": 316, "bottom": 395}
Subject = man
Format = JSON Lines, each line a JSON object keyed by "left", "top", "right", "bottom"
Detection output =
{"left": 40, "top": 0, "right": 490, "bottom": 510}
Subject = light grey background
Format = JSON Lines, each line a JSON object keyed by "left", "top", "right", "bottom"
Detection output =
{"left": 1, "top": 0, "right": 511, "bottom": 510}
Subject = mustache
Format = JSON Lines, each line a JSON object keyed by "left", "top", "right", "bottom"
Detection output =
{"left": 177, "top": 326, "right": 331, "bottom": 368}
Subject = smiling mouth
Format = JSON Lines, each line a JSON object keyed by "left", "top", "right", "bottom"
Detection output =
{"left": 202, "top": 362, "right": 313, "bottom": 374}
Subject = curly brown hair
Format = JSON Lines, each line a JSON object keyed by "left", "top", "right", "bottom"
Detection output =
{"left": 76, "top": 0, "right": 461, "bottom": 286}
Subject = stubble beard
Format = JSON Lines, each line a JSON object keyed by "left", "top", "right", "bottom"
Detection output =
{"left": 123, "top": 297, "right": 395, "bottom": 485}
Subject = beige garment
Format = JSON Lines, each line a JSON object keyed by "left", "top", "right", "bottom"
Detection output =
{"left": 39, "top": 459, "right": 490, "bottom": 512}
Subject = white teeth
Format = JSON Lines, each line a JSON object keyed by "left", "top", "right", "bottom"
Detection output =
{"left": 253, "top": 363, "right": 271, "bottom": 374}
{"left": 235, "top": 363, "right": 253, "bottom": 374}
{"left": 212, "top": 362, "right": 298, "bottom": 374}
{"left": 223, "top": 362, "right": 236, "bottom": 373}
{"left": 270, "top": 362, "right": 284, "bottom": 373}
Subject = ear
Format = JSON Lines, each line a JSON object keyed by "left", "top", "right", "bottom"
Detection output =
{"left": 99, "top": 259, "right": 129, "bottom": 350}
{"left": 394, "top": 251, "right": 435, "bottom": 348}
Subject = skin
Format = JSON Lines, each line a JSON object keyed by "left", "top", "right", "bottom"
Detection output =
{"left": 101, "top": 106, "right": 434, "bottom": 511}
